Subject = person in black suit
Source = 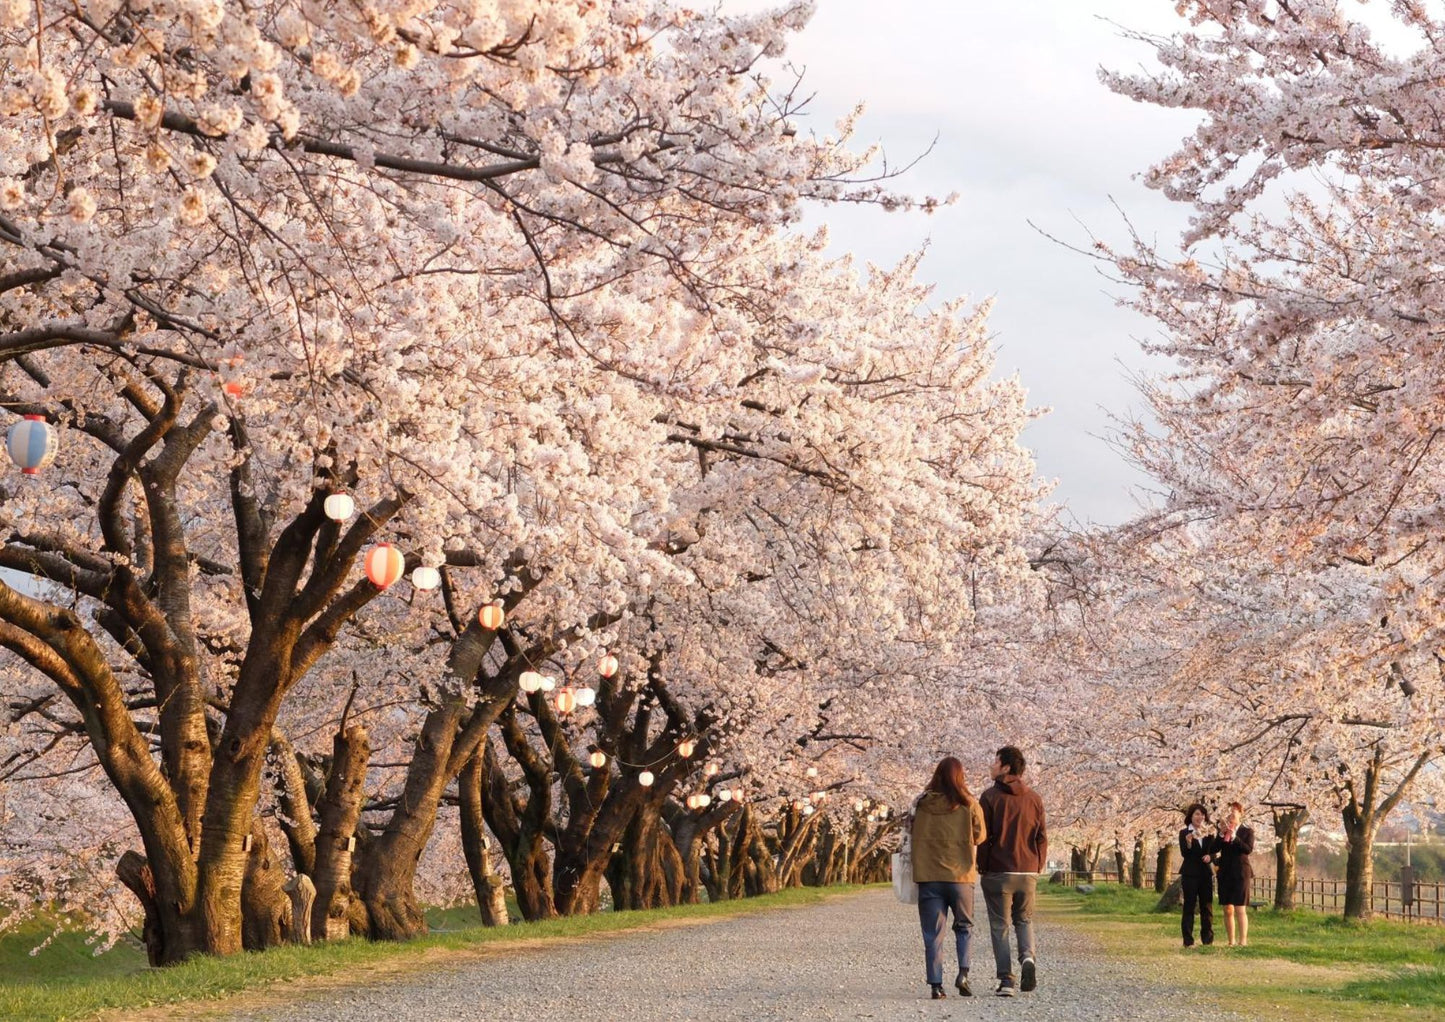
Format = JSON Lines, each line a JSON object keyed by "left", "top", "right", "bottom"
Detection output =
{"left": 1178, "top": 803, "right": 1217, "bottom": 947}
{"left": 1215, "top": 801, "right": 1256, "bottom": 946}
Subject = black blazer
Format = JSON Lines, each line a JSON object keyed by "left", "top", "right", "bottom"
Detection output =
{"left": 1178, "top": 827, "right": 1219, "bottom": 881}
{"left": 1215, "top": 825, "right": 1256, "bottom": 881}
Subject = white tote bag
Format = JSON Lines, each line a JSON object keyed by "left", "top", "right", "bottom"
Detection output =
{"left": 892, "top": 823, "right": 917, "bottom": 904}
{"left": 891, "top": 850, "right": 917, "bottom": 904}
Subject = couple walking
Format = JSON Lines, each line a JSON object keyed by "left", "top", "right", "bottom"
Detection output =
{"left": 909, "top": 746, "right": 1048, "bottom": 999}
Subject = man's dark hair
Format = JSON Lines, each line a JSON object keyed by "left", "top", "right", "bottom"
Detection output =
{"left": 996, "top": 745, "right": 1026, "bottom": 777}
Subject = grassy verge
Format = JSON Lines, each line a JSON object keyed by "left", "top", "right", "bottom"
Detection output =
{"left": 0, "top": 886, "right": 865, "bottom": 1022}
{"left": 1040, "top": 883, "right": 1445, "bottom": 1019}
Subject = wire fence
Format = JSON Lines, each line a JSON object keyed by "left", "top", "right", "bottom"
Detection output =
{"left": 1049, "top": 868, "right": 1444, "bottom": 924}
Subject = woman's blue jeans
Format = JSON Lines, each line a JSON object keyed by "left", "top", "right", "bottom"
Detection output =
{"left": 917, "top": 880, "right": 975, "bottom": 984}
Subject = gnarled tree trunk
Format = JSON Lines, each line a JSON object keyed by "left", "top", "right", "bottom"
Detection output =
{"left": 312, "top": 726, "right": 369, "bottom": 940}
{"left": 1270, "top": 806, "right": 1308, "bottom": 911}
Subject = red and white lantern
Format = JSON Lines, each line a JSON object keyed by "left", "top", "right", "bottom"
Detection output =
{"left": 677, "top": 738, "right": 696, "bottom": 759}
{"left": 598, "top": 653, "right": 619, "bottom": 678}
{"left": 364, "top": 543, "right": 405, "bottom": 588}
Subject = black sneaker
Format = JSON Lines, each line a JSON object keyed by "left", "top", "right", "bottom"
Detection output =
{"left": 954, "top": 971, "right": 972, "bottom": 996}
{"left": 1020, "top": 958, "right": 1037, "bottom": 993}
{"left": 996, "top": 979, "right": 1017, "bottom": 997}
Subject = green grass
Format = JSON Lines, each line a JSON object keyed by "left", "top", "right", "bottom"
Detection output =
{"left": 1043, "top": 883, "right": 1445, "bottom": 1015}
{"left": 0, "top": 885, "right": 866, "bottom": 1022}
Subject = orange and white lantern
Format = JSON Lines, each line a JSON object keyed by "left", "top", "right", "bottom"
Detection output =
{"left": 364, "top": 543, "right": 405, "bottom": 588}
{"left": 555, "top": 687, "right": 577, "bottom": 714}
{"left": 677, "top": 738, "right": 696, "bottom": 759}
{"left": 598, "top": 653, "right": 619, "bottom": 678}
{"left": 478, "top": 603, "right": 505, "bottom": 630}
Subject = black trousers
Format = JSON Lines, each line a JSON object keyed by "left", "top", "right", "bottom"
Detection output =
{"left": 1181, "top": 874, "right": 1214, "bottom": 946}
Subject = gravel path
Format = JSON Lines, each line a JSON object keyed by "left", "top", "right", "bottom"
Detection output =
{"left": 213, "top": 889, "right": 1260, "bottom": 1021}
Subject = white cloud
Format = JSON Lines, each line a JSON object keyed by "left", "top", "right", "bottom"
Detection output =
{"left": 720, "top": 0, "right": 1206, "bottom": 523}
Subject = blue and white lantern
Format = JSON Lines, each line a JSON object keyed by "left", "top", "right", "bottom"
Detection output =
{"left": 7, "top": 415, "right": 56, "bottom": 476}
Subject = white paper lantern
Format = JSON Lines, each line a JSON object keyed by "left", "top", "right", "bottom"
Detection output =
{"left": 519, "top": 671, "right": 545, "bottom": 694}
{"left": 805, "top": 766, "right": 819, "bottom": 778}
{"left": 803, "top": 805, "right": 815, "bottom": 816}
{"left": 589, "top": 751, "right": 607, "bottom": 769}
{"left": 677, "top": 738, "right": 696, "bottom": 758}
{"left": 411, "top": 566, "right": 441, "bottom": 590}
{"left": 575, "top": 686, "right": 597, "bottom": 707}
{"left": 696, "top": 793, "right": 712, "bottom": 808}
{"left": 704, "top": 762, "right": 719, "bottom": 777}
{"left": 717, "top": 789, "right": 732, "bottom": 802}
{"left": 540, "top": 675, "right": 556, "bottom": 693}
{"left": 638, "top": 770, "right": 655, "bottom": 787}
{"left": 324, "top": 492, "right": 355, "bottom": 522}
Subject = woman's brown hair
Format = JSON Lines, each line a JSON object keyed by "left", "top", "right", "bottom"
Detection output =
{"left": 926, "top": 756, "right": 973, "bottom": 808}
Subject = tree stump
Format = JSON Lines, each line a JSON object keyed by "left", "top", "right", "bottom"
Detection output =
{"left": 284, "top": 875, "right": 316, "bottom": 945}
{"left": 1155, "top": 877, "right": 1183, "bottom": 911}
{"left": 480, "top": 874, "right": 510, "bottom": 927}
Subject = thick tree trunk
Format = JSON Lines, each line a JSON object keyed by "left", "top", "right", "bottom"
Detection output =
{"left": 358, "top": 692, "right": 506, "bottom": 939}
{"left": 1130, "top": 836, "right": 1145, "bottom": 889}
{"left": 1342, "top": 816, "right": 1376, "bottom": 921}
{"left": 513, "top": 840, "right": 559, "bottom": 920}
{"left": 1153, "top": 841, "right": 1173, "bottom": 893}
{"left": 312, "top": 725, "right": 369, "bottom": 940}
{"left": 1271, "top": 807, "right": 1307, "bottom": 911}
{"left": 1113, "top": 844, "right": 1126, "bottom": 884}
{"left": 459, "top": 747, "right": 508, "bottom": 926}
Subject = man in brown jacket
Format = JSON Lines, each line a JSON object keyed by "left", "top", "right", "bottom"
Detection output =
{"left": 977, "top": 745, "right": 1048, "bottom": 998}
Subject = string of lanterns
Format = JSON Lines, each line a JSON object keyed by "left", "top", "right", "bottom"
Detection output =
{"left": 1, "top": 450, "right": 864, "bottom": 826}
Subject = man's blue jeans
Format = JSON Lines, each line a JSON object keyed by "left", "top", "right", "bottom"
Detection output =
{"left": 917, "top": 881, "right": 975, "bottom": 985}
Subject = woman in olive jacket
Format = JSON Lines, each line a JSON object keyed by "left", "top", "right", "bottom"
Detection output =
{"left": 909, "top": 756, "right": 988, "bottom": 1000}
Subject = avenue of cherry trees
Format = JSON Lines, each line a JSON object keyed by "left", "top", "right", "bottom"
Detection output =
{"left": 1, "top": 0, "right": 1442, "bottom": 968}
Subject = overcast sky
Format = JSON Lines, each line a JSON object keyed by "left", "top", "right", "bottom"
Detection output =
{"left": 719, "top": 1, "right": 1206, "bottom": 525}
